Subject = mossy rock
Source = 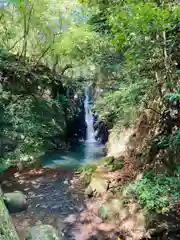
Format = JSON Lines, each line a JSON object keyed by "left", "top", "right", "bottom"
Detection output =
{"left": 78, "top": 163, "right": 98, "bottom": 186}
{"left": 78, "top": 163, "right": 97, "bottom": 174}
{"left": 98, "top": 198, "right": 127, "bottom": 220}
{"left": 88, "top": 166, "right": 109, "bottom": 196}
{"left": 102, "top": 156, "right": 124, "bottom": 172}
{"left": 102, "top": 156, "right": 115, "bottom": 166}
{"left": 3, "top": 191, "right": 27, "bottom": 213}
{"left": 111, "top": 156, "right": 124, "bottom": 171}
{"left": 26, "top": 225, "right": 60, "bottom": 240}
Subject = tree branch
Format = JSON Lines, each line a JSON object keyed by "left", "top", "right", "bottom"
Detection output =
{"left": 34, "top": 45, "right": 52, "bottom": 68}
{"left": 60, "top": 64, "right": 73, "bottom": 77}
{"left": 146, "top": 107, "right": 162, "bottom": 116}
{"left": 8, "top": 36, "right": 24, "bottom": 51}
{"left": 20, "top": 4, "right": 34, "bottom": 59}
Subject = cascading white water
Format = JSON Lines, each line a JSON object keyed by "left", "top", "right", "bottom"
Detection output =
{"left": 44, "top": 86, "right": 105, "bottom": 167}
{"left": 83, "top": 85, "right": 105, "bottom": 162}
{"left": 84, "top": 86, "right": 96, "bottom": 143}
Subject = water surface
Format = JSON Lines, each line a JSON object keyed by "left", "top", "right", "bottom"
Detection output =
{"left": 43, "top": 142, "right": 105, "bottom": 170}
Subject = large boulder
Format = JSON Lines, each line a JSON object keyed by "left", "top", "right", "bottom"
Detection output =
{"left": 98, "top": 198, "right": 128, "bottom": 220}
{"left": 88, "top": 167, "right": 109, "bottom": 196}
{"left": 3, "top": 191, "right": 27, "bottom": 213}
{"left": 27, "top": 225, "right": 60, "bottom": 240}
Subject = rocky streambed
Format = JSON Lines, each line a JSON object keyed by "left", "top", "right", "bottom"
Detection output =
{"left": 2, "top": 163, "right": 180, "bottom": 240}
{"left": 1, "top": 167, "right": 87, "bottom": 240}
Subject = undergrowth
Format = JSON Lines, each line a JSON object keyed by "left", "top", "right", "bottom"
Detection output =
{"left": 123, "top": 171, "right": 180, "bottom": 214}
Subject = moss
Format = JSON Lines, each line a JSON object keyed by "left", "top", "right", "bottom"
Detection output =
{"left": 102, "top": 156, "right": 115, "bottom": 166}
{"left": 78, "top": 164, "right": 98, "bottom": 174}
{"left": 103, "top": 156, "right": 124, "bottom": 172}
{"left": 78, "top": 155, "right": 125, "bottom": 186}
{"left": 77, "top": 163, "right": 98, "bottom": 186}
{"left": 0, "top": 189, "right": 20, "bottom": 240}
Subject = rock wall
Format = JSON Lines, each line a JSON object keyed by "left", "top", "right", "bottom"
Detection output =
{"left": 66, "top": 93, "right": 87, "bottom": 142}
{"left": 106, "top": 127, "right": 134, "bottom": 157}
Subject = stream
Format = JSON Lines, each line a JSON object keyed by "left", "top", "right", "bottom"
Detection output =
{"left": 2, "top": 86, "right": 105, "bottom": 239}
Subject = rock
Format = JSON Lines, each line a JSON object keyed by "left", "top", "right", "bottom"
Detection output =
{"left": 27, "top": 225, "right": 60, "bottom": 240}
{"left": 88, "top": 236, "right": 98, "bottom": 240}
{"left": 93, "top": 216, "right": 103, "bottom": 224}
{"left": 89, "top": 177, "right": 109, "bottom": 196}
{"left": 33, "top": 183, "right": 41, "bottom": 189}
{"left": 63, "top": 179, "right": 69, "bottom": 185}
{"left": 97, "top": 222, "right": 115, "bottom": 232}
{"left": 64, "top": 214, "right": 77, "bottom": 224}
{"left": 88, "top": 167, "right": 109, "bottom": 196}
{"left": 3, "top": 191, "right": 27, "bottom": 213}
{"left": 98, "top": 198, "right": 128, "bottom": 220}
{"left": 85, "top": 185, "right": 93, "bottom": 197}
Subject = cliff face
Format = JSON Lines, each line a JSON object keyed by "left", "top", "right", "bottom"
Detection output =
{"left": 106, "top": 128, "right": 133, "bottom": 157}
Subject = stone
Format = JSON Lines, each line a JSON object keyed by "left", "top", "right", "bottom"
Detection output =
{"left": 94, "top": 216, "right": 103, "bottom": 224}
{"left": 26, "top": 225, "right": 60, "bottom": 240}
{"left": 97, "top": 222, "right": 115, "bottom": 232}
{"left": 98, "top": 198, "right": 129, "bottom": 220}
{"left": 88, "top": 167, "right": 109, "bottom": 196}
{"left": 88, "top": 236, "right": 98, "bottom": 240}
{"left": 63, "top": 179, "right": 69, "bottom": 185}
{"left": 64, "top": 214, "right": 77, "bottom": 224}
{"left": 3, "top": 191, "right": 27, "bottom": 213}
{"left": 85, "top": 185, "right": 93, "bottom": 197}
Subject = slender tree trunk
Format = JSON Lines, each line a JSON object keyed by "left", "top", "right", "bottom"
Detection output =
{"left": 34, "top": 45, "right": 52, "bottom": 68}
{"left": 52, "top": 55, "right": 59, "bottom": 74}
{"left": 162, "top": 30, "right": 173, "bottom": 91}
{"left": 20, "top": 3, "right": 34, "bottom": 60}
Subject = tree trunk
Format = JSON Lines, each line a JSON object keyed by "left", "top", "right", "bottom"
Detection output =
{"left": 0, "top": 187, "right": 20, "bottom": 240}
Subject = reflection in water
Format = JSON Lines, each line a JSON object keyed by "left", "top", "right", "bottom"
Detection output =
{"left": 44, "top": 85, "right": 105, "bottom": 168}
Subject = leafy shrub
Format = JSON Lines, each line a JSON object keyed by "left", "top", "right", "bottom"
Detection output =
{"left": 123, "top": 172, "right": 180, "bottom": 213}
{"left": 93, "top": 80, "right": 149, "bottom": 127}
{"left": 0, "top": 53, "right": 68, "bottom": 172}
{"left": 98, "top": 206, "right": 109, "bottom": 219}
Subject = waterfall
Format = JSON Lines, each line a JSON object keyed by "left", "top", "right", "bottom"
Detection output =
{"left": 44, "top": 86, "right": 105, "bottom": 167}
{"left": 84, "top": 86, "right": 96, "bottom": 143}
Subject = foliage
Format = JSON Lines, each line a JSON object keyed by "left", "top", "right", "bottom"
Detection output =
{"left": 0, "top": 0, "right": 112, "bottom": 81}
{"left": 98, "top": 206, "right": 109, "bottom": 219}
{"left": 0, "top": 0, "right": 114, "bottom": 173}
{"left": 123, "top": 172, "right": 180, "bottom": 214}
{"left": 94, "top": 80, "right": 149, "bottom": 126}
{"left": 0, "top": 53, "right": 67, "bottom": 172}
{"left": 78, "top": 163, "right": 97, "bottom": 175}
{"left": 83, "top": 0, "right": 180, "bottom": 132}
